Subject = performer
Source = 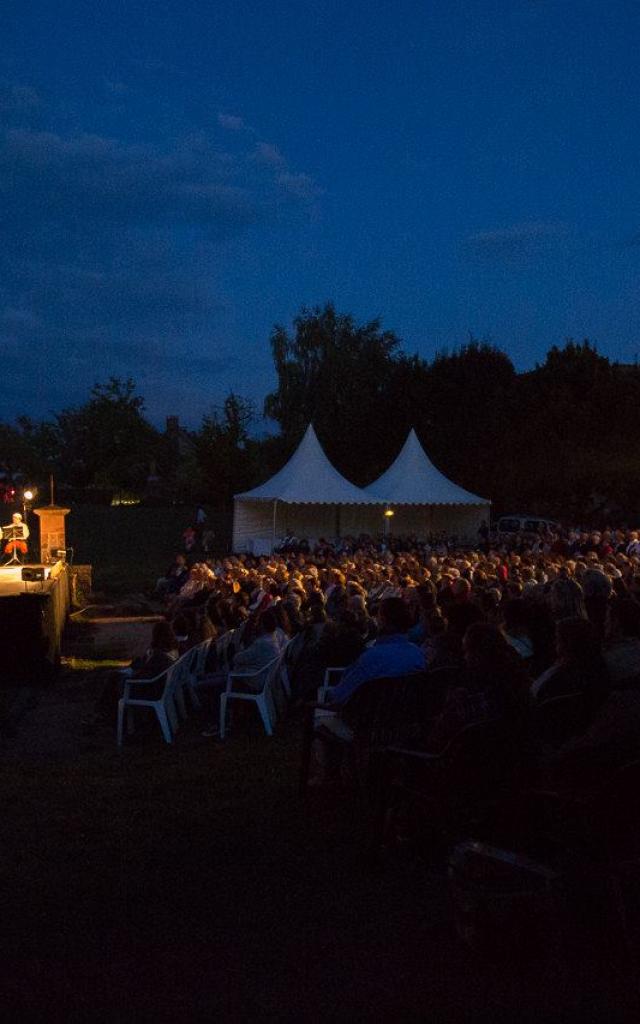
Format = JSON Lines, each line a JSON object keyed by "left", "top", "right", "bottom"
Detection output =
{"left": 3, "top": 512, "right": 29, "bottom": 558}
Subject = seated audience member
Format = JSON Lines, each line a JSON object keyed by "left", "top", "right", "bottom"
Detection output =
{"left": 171, "top": 611, "right": 200, "bottom": 655}
{"left": 582, "top": 567, "right": 613, "bottom": 639}
{"left": 281, "top": 594, "right": 305, "bottom": 634}
{"left": 445, "top": 582, "right": 484, "bottom": 640}
{"left": 127, "top": 621, "right": 179, "bottom": 694}
{"left": 478, "top": 587, "right": 503, "bottom": 627}
{"left": 348, "top": 593, "right": 378, "bottom": 644}
{"left": 201, "top": 609, "right": 284, "bottom": 738}
{"left": 547, "top": 686, "right": 640, "bottom": 793}
{"left": 525, "top": 599, "right": 556, "bottom": 676}
{"left": 167, "top": 563, "right": 211, "bottom": 615}
{"left": 95, "top": 621, "right": 179, "bottom": 724}
{"left": 231, "top": 608, "right": 285, "bottom": 681}
{"left": 325, "top": 571, "right": 347, "bottom": 619}
{"left": 315, "top": 609, "right": 366, "bottom": 670}
{"left": 531, "top": 616, "right": 610, "bottom": 714}
{"left": 155, "top": 553, "right": 189, "bottom": 598}
{"left": 426, "top": 623, "right": 530, "bottom": 753}
{"left": 285, "top": 604, "right": 328, "bottom": 698}
{"left": 324, "top": 597, "right": 425, "bottom": 707}
{"left": 548, "top": 577, "right": 587, "bottom": 622}
{"left": 502, "top": 598, "right": 534, "bottom": 661}
{"left": 407, "top": 582, "right": 438, "bottom": 644}
{"left": 308, "top": 598, "right": 425, "bottom": 781}
{"left": 423, "top": 610, "right": 463, "bottom": 670}
{"left": 201, "top": 595, "right": 223, "bottom": 642}
{"left": 603, "top": 598, "right": 640, "bottom": 686}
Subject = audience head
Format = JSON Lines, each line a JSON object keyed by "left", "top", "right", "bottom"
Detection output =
{"left": 259, "top": 608, "right": 279, "bottom": 635}
{"left": 151, "top": 620, "right": 178, "bottom": 652}
{"left": 549, "top": 577, "right": 587, "bottom": 621}
{"left": 378, "top": 596, "right": 412, "bottom": 635}
{"left": 555, "top": 616, "right": 602, "bottom": 665}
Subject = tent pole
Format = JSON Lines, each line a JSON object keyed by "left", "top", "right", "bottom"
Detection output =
{"left": 272, "top": 499, "right": 278, "bottom": 552}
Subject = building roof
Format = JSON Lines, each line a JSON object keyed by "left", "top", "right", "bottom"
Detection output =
{"left": 235, "top": 424, "right": 384, "bottom": 504}
{"left": 365, "top": 429, "right": 489, "bottom": 506}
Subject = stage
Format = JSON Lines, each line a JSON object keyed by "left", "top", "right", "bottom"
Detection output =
{"left": 0, "top": 563, "right": 54, "bottom": 596}
{"left": 0, "top": 562, "right": 71, "bottom": 682}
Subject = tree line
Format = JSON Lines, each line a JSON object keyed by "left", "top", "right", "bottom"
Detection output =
{"left": 2, "top": 303, "right": 640, "bottom": 524}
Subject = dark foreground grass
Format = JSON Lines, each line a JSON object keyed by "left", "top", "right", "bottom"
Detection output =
{"left": 2, "top": 694, "right": 638, "bottom": 1021}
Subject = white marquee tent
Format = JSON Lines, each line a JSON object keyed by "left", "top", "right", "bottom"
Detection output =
{"left": 232, "top": 425, "right": 385, "bottom": 553}
{"left": 364, "top": 428, "right": 490, "bottom": 540}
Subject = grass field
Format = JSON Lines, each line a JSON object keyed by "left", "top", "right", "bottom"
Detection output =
{"left": 3, "top": 671, "right": 634, "bottom": 1020}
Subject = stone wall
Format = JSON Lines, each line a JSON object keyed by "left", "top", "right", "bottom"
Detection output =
{"left": 70, "top": 564, "right": 93, "bottom": 606}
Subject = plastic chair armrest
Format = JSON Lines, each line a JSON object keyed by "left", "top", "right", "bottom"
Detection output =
{"left": 381, "top": 745, "right": 444, "bottom": 762}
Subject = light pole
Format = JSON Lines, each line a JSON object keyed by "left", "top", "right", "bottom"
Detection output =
{"left": 383, "top": 506, "right": 394, "bottom": 539}
{"left": 23, "top": 487, "right": 36, "bottom": 520}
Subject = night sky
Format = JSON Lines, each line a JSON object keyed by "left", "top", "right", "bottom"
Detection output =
{"left": 2, "top": 0, "right": 639, "bottom": 426}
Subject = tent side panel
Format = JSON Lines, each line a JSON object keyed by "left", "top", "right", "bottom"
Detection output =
{"left": 389, "top": 504, "right": 489, "bottom": 541}
{"left": 339, "top": 505, "right": 384, "bottom": 537}
{"left": 278, "top": 504, "right": 339, "bottom": 543}
{"left": 232, "top": 499, "right": 274, "bottom": 552}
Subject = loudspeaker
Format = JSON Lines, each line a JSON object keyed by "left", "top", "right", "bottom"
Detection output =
{"left": 21, "top": 567, "right": 45, "bottom": 582}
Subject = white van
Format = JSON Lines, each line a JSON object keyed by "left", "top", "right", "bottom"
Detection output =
{"left": 497, "top": 515, "right": 560, "bottom": 535}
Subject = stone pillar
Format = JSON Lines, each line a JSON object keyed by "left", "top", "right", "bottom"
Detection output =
{"left": 33, "top": 505, "right": 71, "bottom": 564}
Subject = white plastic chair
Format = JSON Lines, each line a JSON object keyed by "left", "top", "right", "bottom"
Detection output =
{"left": 278, "top": 637, "right": 295, "bottom": 699}
{"left": 116, "top": 651, "right": 190, "bottom": 746}
{"left": 172, "top": 648, "right": 198, "bottom": 720}
{"left": 219, "top": 655, "right": 282, "bottom": 740}
{"left": 185, "top": 638, "right": 213, "bottom": 709}
{"left": 317, "top": 666, "right": 347, "bottom": 703}
{"left": 216, "top": 628, "right": 238, "bottom": 674}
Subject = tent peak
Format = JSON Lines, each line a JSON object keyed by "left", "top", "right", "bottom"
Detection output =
{"left": 235, "top": 422, "right": 384, "bottom": 504}
{"left": 366, "top": 427, "right": 489, "bottom": 505}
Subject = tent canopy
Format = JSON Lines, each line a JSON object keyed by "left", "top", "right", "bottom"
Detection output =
{"left": 232, "top": 425, "right": 490, "bottom": 552}
{"left": 236, "top": 424, "right": 383, "bottom": 505}
{"left": 365, "top": 429, "right": 489, "bottom": 505}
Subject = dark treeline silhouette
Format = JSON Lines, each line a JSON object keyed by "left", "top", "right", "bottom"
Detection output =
{"left": 2, "top": 303, "right": 640, "bottom": 523}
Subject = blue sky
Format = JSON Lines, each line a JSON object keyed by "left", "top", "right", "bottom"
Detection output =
{"left": 2, "top": 0, "right": 639, "bottom": 425}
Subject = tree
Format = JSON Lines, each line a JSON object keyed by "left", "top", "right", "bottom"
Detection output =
{"left": 195, "top": 393, "right": 256, "bottom": 506}
{"left": 264, "top": 303, "right": 408, "bottom": 483}
{"left": 0, "top": 417, "right": 60, "bottom": 483}
{"left": 55, "top": 377, "right": 160, "bottom": 491}
{"left": 405, "top": 340, "right": 518, "bottom": 504}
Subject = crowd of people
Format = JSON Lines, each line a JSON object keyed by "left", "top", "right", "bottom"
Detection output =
{"left": 144, "top": 523, "right": 640, "bottom": 784}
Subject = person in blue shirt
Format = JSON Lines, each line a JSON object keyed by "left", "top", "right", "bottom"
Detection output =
{"left": 308, "top": 598, "right": 427, "bottom": 783}
{"left": 327, "top": 597, "right": 426, "bottom": 706}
